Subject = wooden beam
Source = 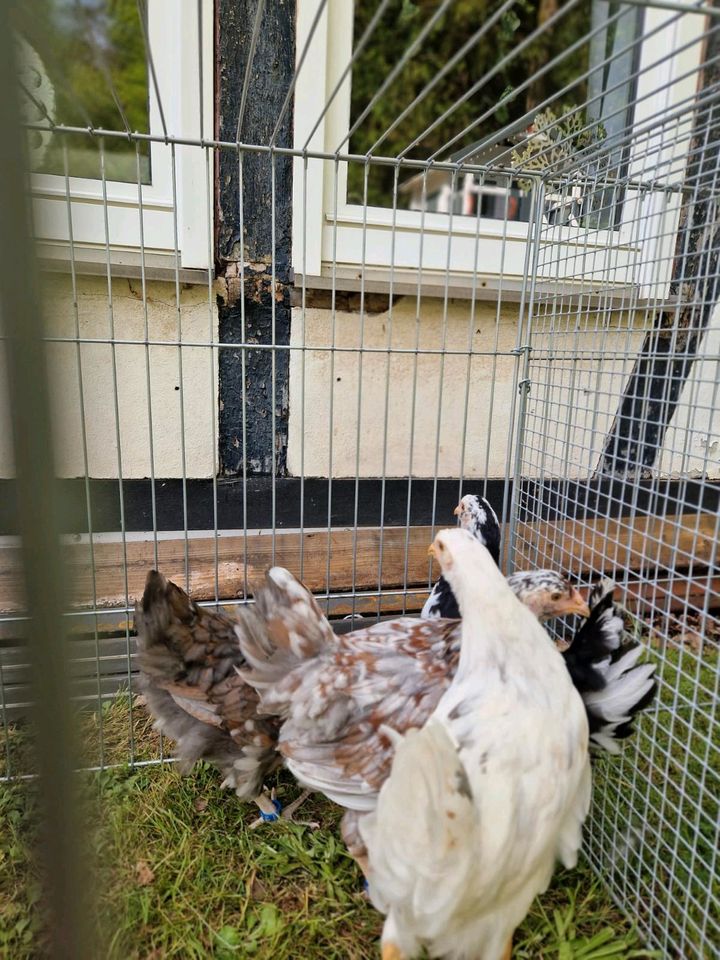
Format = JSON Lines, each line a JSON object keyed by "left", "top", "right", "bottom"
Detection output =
{"left": 0, "top": 514, "right": 716, "bottom": 620}
{"left": 512, "top": 513, "right": 718, "bottom": 576}
{"left": 0, "top": 526, "right": 438, "bottom": 615}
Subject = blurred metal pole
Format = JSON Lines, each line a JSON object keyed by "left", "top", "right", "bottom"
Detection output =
{"left": 0, "top": 4, "right": 92, "bottom": 958}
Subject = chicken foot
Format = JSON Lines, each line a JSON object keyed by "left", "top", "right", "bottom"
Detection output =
{"left": 249, "top": 787, "right": 318, "bottom": 829}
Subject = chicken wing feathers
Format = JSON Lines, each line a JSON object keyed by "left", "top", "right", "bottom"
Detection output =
{"left": 240, "top": 576, "right": 461, "bottom": 811}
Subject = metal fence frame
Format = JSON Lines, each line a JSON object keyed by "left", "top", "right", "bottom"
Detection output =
{"left": 1, "top": 2, "right": 718, "bottom": 957}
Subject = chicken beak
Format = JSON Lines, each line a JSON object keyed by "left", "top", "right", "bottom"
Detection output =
{"left": 453, "top": 503, "right": 462, "bottom": 517}
{"left": 427, "top": 543, "right": 437, "bottom": 559}
{"left": 558, "top": 588, "right": 590, "bottom": 619}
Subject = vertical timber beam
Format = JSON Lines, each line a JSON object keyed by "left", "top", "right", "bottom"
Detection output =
{"left": 216, "top": 0, "right": 295, "bottom": 475}
{"left": 599, "top": 21, "right": 720, "bottom": 478}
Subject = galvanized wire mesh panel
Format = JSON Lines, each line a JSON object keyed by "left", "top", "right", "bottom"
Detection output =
{"left": 1, "top": 0, "right": 719, "bottom": 956}
{"left": 512, "top": 10, "right": 720, "bottom": 956}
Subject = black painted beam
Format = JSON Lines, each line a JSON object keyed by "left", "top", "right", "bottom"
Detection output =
{"left": 1, "top": 477, "right": 717, "bottom": 535}
{"left": 216, "top": 0, "right": 294, "bottom": 476}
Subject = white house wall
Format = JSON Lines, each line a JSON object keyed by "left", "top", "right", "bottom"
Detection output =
{"left": 656, "top": 303, "right": 720, "bottom": 480}
{"left": 0, "top": 275, "right": 218, "bottom": 479}
{"left": 1, "top": 281, "right": 715, "bottom": 482}
{"left": 286, "top": 298, "right": 651, "bottom": 480}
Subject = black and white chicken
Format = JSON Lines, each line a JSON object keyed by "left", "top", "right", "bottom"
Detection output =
{"left": 423, "top": 494, "right": 587, "bottom": 621}
{"left": 421, "top": 494, "right": 501, "bottom": 619}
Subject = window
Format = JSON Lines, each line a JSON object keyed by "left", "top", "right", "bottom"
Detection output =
{"left": 292, "top": 0, "right": 707, "bottom": 299}
{"left": 17, "top": 0, "right": 213, "bottom": 278}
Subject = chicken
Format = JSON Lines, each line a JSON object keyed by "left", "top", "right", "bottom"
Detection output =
{"left": 134, "top": 570, "right": 317, "bottom": 826}
{"left": 243, "top": 593, "right": 458, "bottom": 815}
{"left": 421, "top": 494, "right": 500, "bottom": 619}
{"left": 506, "top": 570, "right": 590, "bottom": 621}
{"left": 245, "top": 532, "right": 591, "bottom": 959}
{"left": 422, "top": 494, "right": 588, "bottom": 621}
{"left": 435, "top": 495, "right": 657, "bottom": 748}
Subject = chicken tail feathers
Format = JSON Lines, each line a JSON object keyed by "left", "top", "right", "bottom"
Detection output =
{"left": 135, "top": 570, "right": 198, "bottom": 675}
{"left": 239, "top": 567, "right": 336, "bottom": 712}
{"left": 562, "top": 579, "right": 657, "bottom": 753}
{"left": 134, "top": 571, "right": 279, "bottom": 796}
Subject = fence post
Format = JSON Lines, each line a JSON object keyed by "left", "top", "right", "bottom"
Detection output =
{"left": 0, "top": 6, "right": 93, "bottom": 958}
{"left": 505, "top": 179, "right": 545, "bottom": 573}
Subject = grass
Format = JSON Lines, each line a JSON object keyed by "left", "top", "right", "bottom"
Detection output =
{"left": 581, "top": 633, "right": 719, "bottom": 955}
{"left": 0, "top": 700, "right": 658, "bottom": 959}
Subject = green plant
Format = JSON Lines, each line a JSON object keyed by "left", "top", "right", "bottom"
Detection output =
{"left": 511, "top": 105, "right": 607, "bottom": 192}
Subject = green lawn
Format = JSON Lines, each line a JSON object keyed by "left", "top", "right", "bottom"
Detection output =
{"left": 0, "top": 699, "right": 658, "bottom": 960}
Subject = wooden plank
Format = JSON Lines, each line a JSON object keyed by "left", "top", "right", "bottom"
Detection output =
{"left": 0, "top": 526, "right": 439, "bottom": 615}
{"left": 512, "top": 513, "right": 718, "bottom": 576}
{"left": 1, "top": 514, "right": 717, "bottom": 621}
{"left": 571, "top": 574, "right": 720, "bottom": 616}
{"left": 0, "top": 589, "right": 432, "bottom": 681}
{"left": 0, "top": 589, "right": 431, "bottom": 641}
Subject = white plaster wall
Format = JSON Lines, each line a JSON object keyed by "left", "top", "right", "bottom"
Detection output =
{"left": 522, "top": 319, "right": 647, "bottom": 479}
{"left": 287, "top": 300, "right": 650, "bottom": 480}
{"left": 656, "top": 303, "right": 720, "bottom": 480}
{"left": 3, "top": 278, "right": 715, "bottom": 483}
{"left": 0, "top": 275, "right": 218, "bottom": 478}
{"left": 520, "top": 309, "right": 720, "bottom": 482}
{"left": 287, "top": 298, "right": 523, "bottom": 478}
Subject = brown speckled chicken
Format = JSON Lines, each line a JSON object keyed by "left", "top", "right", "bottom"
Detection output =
{"left": 135, "top": 570, "right": 316, "bottom": 825}
{"left": 240, "top": 565, "right": 654, "bottom": 880}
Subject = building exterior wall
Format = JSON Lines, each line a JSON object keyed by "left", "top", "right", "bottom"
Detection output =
{"left": 656, "top": 303, "right": 720, "bottom": 479}
{"left": 1, "top": 280, "right": 716, "bottom": 483}
{"left": 286, "top": 296, "right": 522, "bottom": 479}
{"left": 0, "top": 274, "right": 218, "bottom": 479}
{"left": 286, "top": 297, "right": 650, "bottom": 480}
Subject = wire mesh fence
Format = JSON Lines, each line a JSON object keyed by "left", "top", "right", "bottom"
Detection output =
{"left": 1, "top": 0, "right": 718, "bottom": 957}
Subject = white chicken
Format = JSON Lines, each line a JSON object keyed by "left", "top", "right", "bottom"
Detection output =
{"left": 359, "top": 528, "right": 591, "bottom": 960}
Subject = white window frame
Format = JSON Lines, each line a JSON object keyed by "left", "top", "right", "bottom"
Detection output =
{"left": 30, "top": 0, "right": 214, "bottom": 280}
{"left": 293, "top": 0, "right": 707, "bottom": 301}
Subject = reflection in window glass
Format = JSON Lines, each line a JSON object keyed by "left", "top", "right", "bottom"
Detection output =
{"left": 15, "top": 0, "right": 150, "bottom": 183}
{"left": 349, "top": 0, "right": 642, "bottom": 228}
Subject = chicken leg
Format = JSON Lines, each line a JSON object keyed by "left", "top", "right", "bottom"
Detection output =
{"left": 381, "top": 944, "right": 405, "bottom": 960}
{"left": 501, "top": 936, "right": 513, "bottom": 960}
{"left": 249, "top": 787, "right": 318, "bottom": 829}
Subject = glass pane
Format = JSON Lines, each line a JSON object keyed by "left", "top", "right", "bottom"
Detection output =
{"left": 14, "top": 0, "right": 150, "bottom": 183}
{"left": 586, "top": 0, "right": 645, "bottom": 228}
{"left": 348, "top": 0, "right": 641, "bottom": 226}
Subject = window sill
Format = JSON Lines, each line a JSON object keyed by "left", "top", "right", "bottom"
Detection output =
{"left": 293, "top": 264, "right": 641, "bottom": 307}
{"left": 37, "top": 241, "right": 210, "bottom": 285}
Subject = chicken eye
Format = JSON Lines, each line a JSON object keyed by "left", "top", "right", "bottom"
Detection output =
{"left": 551, "top": 591, "right": 561, "bottom": 601}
